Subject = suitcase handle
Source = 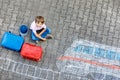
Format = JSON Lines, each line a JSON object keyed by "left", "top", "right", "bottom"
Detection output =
{"left": 18, "top": 32, "right": 21, "bottom": 37}
{"left": 8, "top": 31, "right": 22, "bottom": 37}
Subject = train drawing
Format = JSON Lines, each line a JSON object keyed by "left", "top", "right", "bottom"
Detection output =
{"left": 56, "top": 39, "right": 120, "bottom": 79}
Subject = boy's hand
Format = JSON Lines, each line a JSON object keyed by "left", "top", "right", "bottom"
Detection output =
{"left": 42, "top": 38, "right": 46, "bottom": 41}
{"left": 35, "top": 33, "right": 46, "bottom": 41}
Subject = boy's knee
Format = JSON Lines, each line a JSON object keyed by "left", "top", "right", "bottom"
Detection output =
{"left": 46, "top": 27, "right": 51, "bottom": 34}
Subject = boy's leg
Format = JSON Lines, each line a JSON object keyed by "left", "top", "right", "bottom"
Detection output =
{"left": 41, "top": 27, "right": 51, "bottom": 38}
{"left": 31, "top": 31, "right": 40, "bottom": 41}
{"left": 45, "top": 27, "right": 53, "bottom": 39}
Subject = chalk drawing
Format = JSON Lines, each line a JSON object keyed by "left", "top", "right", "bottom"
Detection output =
{"left": 56, "top": 39, "right": 120, "bottom": 79}
{"left": 0, "top": 57, "right": 82, "bottom": 80}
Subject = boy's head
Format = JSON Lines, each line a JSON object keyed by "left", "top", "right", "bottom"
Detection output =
{"left": 35, "top": 16, "right": 45, "bottom": 27}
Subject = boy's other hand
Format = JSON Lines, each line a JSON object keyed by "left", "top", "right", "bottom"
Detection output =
{"left": 42, "top": 38, "right": 46, "bottom": 41}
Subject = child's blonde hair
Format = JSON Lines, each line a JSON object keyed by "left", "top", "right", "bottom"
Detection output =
{"left": 35, "top": 16, "right": 45, "bottom": 24}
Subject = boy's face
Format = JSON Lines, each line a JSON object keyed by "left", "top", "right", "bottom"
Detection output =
{"left": 36, "top": 22, "right": 42, "bottom": 27}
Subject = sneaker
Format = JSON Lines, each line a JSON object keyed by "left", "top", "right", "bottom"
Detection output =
{"left": 35, "top": 40, "right": 39, "bottom": 44}
{"left": 46, "top": 35, "right": 53, "bottom": 39}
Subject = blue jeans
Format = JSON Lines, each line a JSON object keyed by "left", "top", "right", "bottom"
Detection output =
{"left": 31, "top": 27, "right": 51, "bottom": 41}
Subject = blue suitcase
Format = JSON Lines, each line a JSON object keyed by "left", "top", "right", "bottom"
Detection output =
{"left": 1, "top": 32, "right": 24, "bottom": 51}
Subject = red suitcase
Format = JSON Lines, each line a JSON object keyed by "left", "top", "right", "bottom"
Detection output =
{"left": 21, "top": 43, "right": 42, "bottom": 61}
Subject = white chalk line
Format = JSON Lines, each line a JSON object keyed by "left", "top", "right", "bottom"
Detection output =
{"left": 0, "top": 57, "right": 82, "bottom": 80}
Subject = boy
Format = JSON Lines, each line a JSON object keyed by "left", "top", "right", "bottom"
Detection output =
{"left": 30, "top": 16, "right": 52, "bottom": 43}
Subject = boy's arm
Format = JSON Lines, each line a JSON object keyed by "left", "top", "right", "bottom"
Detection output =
{"left": 34, "top": 32, "right": 46, "bottom": 41}
{"left": 38, "top": 28, "right": 46, "bottom": 36}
